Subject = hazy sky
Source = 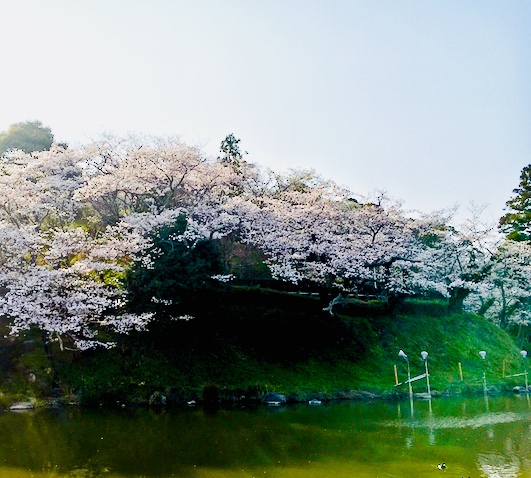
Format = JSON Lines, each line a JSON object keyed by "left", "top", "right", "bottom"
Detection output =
{"left": 1, "top": 1, "right": 530, "bottom": 223}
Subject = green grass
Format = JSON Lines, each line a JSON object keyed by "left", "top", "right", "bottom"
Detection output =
{"left": 0, "top": 291, "right": 525, "bottom": 406}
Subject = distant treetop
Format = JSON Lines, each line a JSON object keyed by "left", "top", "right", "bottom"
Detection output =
{"left": 218, "top": 133, "right": 247, "bottom": 167}
{"left": 0, "top": 120, "right": 54, "bottom": 155}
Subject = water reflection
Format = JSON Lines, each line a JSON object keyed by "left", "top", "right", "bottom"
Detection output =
{"left": 0, "top": 396, "right": 529, "bottom": 477}
{"left": 383, "top": 395, "right": 531, "bottom": 478}
{"left": 477, "top": 452, "right": 521, "bottom": 478}
{"left": 388, "top": 392, "right": 531, "bottom": 427}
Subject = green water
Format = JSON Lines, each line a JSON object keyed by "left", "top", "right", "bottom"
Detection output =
{"left": 1, "top": 395, "right": 531, "bottom": 477}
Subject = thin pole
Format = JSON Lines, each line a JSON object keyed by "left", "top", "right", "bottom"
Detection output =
{"left": 480, "top": 350, "right": 487, "bottom": 395}
{"left": 425, "top": 359, "right": 431, "bottom": 396}
{"left": 407, "top": 361, "right": 414, "bottom": 417}
{"left": 458, "top": 362, "right": 463, "bottom": 381}
{"left": 407, "top": 362, "right": 413, "bottom": 402}
{"left": 394, "top": 364, "right": 399, "bottom": 386}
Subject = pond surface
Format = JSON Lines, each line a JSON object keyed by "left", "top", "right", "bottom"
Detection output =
{"left": 2, "top": 394, "right": 531, "bottom": 477}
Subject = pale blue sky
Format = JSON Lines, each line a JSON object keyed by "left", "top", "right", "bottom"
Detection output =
{"left": 1, "top": 1, "right": 530, "bottom": 223}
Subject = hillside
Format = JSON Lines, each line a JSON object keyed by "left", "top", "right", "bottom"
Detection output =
{"left": 0, "top": 288, "right": 525, "bottom": 407}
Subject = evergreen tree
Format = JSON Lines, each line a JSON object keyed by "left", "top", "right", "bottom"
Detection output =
{"left": 500, "top": 164, "right": 531, "bottom": 241}
{"left": 218, "top": 133, "right": 246, "bottom": 168}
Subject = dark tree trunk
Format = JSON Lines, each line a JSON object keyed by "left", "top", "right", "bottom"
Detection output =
{"left": 449, "top": 287, "right": 470, "bottom": 313}
{"left": 386, "top": 294, "right": 407, "bottom": 316}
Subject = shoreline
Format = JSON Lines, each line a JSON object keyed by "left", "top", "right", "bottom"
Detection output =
{"left": 6, "top": 382, "right": 526, "bottom": 412}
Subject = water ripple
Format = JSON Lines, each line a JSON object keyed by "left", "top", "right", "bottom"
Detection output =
{"left": 380, "top": 410, "right": 531, "bottom": 429}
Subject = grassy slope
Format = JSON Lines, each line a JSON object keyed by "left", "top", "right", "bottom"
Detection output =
{"left": 0, "top": 288, "right": 525, "bottom": 405}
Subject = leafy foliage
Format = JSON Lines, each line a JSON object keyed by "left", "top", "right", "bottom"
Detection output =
{"left": 0, "top": 120, "right": 54, "bottom": 155}
{"left": 126, "top": 215, "right": 226, "bottom": 320}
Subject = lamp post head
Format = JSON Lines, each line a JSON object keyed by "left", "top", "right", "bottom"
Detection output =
{"left": 398, "top": 349, "right": 408, "bottom": 361}
{"left": 479, "top": 350, "right": 487, "bottom": 360}
{"left": 421, "top": 351, "right": 429, "bottom": 361}
{"left": 521, "top": 350, "right": 528, "bottom": 359}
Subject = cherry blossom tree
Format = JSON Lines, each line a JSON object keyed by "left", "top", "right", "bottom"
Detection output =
{"left": 465, "top": 240, "right": 531, "bottom": 330}
{"left": 0, "top": 224, "right": 153, "bottom": 350}
{"left": 0, "top": 132, "right": 517, "bottom": 349}
{"left": 410, "top": 205, "right": 496, "bottom": 312}
{"left": 73, "top": 134, "right": 251, "bottom": 224}
{"left": 239, "top": 175, "right": 450, "bottom": 311}
{"left": 0, "top": 146, "right": 86, "bottom": 228}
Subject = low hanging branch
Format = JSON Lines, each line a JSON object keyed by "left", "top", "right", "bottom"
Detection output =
{"left": 366, "top": 256, "right": 420, "bottom": 269}
{"left": 324, "top": 256, "right": 422, "bottom": 316}
{"left": 322, "top": 293, "right": 348, "bottom": 316}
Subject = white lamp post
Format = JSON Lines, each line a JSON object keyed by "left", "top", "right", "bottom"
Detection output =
{"left": 421, "top": 350, "right": 431, "bottom": 397}
{"left": 399, "top": 350, "right": 413, "bottom": 403}
{"left": 521, "top": 350, "right": 528, "bottom": 391}
{"left": 480, "top": 351, "right": 487, "bottom": 394}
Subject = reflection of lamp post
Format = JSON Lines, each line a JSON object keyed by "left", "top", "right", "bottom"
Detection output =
{"left": 399, "top": 350, "right": 413, "bottom": 403}
{"left": 421, "top": 350, "right": 431, "bottom": 397}
{"left": 479, "top": 350, "right": 487, "bottom": 394}
{"left": 521, "top": 350, "right": 528, "bottom": 391}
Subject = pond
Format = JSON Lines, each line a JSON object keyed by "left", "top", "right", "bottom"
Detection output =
{"left": 1, "top": 394, "right": 531, "bottom": 477}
